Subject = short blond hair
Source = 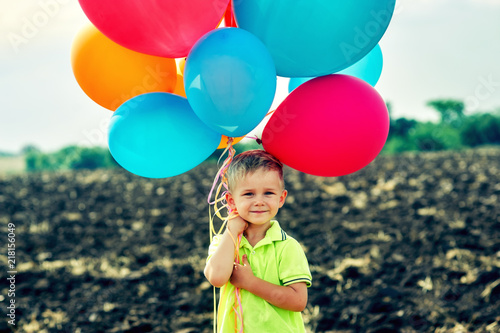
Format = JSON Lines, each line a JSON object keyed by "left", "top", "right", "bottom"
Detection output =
{"left": 226, "top": 150, "right": 284, "bottom": 190}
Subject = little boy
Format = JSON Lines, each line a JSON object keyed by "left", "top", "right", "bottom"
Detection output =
{"left": 204, "top": 150, "right": 312, "bottom": 332}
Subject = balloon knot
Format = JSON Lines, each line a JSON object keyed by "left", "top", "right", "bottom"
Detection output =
{"left": 256, "top": 138, "right": 262, "bottom": 145}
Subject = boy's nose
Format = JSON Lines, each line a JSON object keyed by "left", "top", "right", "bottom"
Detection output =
{"left": 254, "top": 196, "right": 265, "bottom": 205}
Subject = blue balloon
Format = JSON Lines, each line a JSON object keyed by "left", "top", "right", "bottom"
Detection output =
{"left": 288, "top": 44, "right": 384, "bottom": 93}
{"left": 184, "top": 27, "right": 276, "bottom": 137}
{"left": 234, "top": 0, "right": 395, "bottom": 77}
{"left": 108, "top": 92, "right": 221, "bottom": 178}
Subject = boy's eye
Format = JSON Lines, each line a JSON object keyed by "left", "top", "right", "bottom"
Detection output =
{"left": 243, "top": 193, "right": 253, "bottom": 196}
{"left": 265, "top": 192, "right": 275, "bottom": 195}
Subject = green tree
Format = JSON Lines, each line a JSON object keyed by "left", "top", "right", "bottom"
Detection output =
{"left": 460, "top": 113, "right": 500, "bottom": 146}
{"left": 408, "top": 122, "right": 462, "bottom": 151}
{"left": 20, "top": 145, "right": 41, "bottom": 155}
{"left": 390, "top": 118, "right": 418, "bottom": 138}
{"left": 26, "top": 151, "right": 58, "bottom": 171}
{"left": 426, "top": 99, "right": 465, "bottom": 127}
{"left": 71, "top": 147, "right": 117, "bottom": 169}
{"left": 25, "top": 146, "right": 117, "bottom": 171}
{"left": 382, "top": 136, "right": 418, "bottom": 154}
{"left": 383, "top": 115, "right": 419, "bottom": 154}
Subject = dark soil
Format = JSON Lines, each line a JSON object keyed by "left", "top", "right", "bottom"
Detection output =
{"left": 1, "top": 148, "right": 499, "bottom": 332}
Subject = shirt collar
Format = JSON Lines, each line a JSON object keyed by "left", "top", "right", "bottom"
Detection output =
{"left": 240, "top": 220, "right": 287, "bottom": 249}
{"left": 267, "top": 220, "right": 287, "bottom": 242}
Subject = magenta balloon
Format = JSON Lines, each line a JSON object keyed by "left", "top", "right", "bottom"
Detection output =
{"left": 262, "top": 75, "right": 389, "bottom": 177}
{"left": 78, "top": 0, "right": 229, "bottom": 58}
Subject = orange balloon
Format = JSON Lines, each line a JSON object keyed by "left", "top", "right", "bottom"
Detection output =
{"left": 71, "top": 24, "right": 177, "bottom": 111}
{"left": 173, "top": 74, "right": 186, "bottom": 97}
{"left": 217, "top": 136, "right": 244, "bottom": 149}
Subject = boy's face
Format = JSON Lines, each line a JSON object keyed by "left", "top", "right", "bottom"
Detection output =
{"left": 226, "top": 168, "right": 287, "bottom": 226}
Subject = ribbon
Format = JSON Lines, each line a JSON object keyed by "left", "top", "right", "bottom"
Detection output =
{"left": 207, "top": 138, "right": 244, "bottom": 333}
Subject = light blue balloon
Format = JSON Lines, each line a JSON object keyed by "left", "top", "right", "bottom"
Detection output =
{"left": 337, "top": 44, "right": 383, "bottom": 86}
{"left": 184, "top": 28, "right": 276, "bottom": 137}
{"left": 234, "top": 0, "right": 395, "bottom": 77}
{"left": 288, "top": 44, "right": 383, "bottom": 93}
{"left": 108, "top": 92, "right": 221, "bottom": 178}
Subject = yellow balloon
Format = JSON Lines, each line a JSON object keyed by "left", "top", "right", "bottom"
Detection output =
{"left": 71, "top": 24, "right": 177, "bottom": 110}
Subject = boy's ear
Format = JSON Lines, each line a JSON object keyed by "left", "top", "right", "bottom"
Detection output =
{"left": 225, "top": 192, "right": 236, "bottom": 210}
{"left": 278, "top": 189, "right": 288, "bottom": 208}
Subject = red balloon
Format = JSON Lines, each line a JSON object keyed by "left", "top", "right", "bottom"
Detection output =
{"left": 262, "top": 75, "right": 389, "bottom": 177}
{"left": 224, "top": 1, "right": 237, "bottom": 27}
{"left": 78, "top": 0, "right": 230, "bottom": 58}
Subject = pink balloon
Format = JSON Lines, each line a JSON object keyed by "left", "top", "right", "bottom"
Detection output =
{"left": 78, "top": 0, "right": 229, "bottom": 58}
{"left": 262, "top": 75, "right": 389, "bottom": 177}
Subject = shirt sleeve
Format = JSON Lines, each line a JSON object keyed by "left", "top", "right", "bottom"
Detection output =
{"left": 278, "top": 238, "right": 312, "bottom": 287}
{"left": 207, "top": 234, "right": 222, "bottom": 262}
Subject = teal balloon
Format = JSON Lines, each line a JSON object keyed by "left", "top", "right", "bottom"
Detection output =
{"left": 288, "top": 44, "right": 383, "bottom": 93}
{"left": 234, "top": 0, "right": 395, "bottom": 77}
{"left": 288, "top": 77, "right": 313, "bottom": 93}
{"left": 108, "top": 92, "right": 221, "bottom": 178}
{"left": 184, "top": 28, "right": 276, "bottom": 137}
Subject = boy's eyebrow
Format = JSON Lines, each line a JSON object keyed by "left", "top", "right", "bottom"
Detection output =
{"left": 240, "top": 187, "right": 281, "bottom": 192}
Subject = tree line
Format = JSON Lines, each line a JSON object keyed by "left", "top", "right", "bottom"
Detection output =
{"left": 384, "top": 99, "right": 500, "bottom": 154}
{"left": 23, "top": 99, "right": 500, "bottom": 171}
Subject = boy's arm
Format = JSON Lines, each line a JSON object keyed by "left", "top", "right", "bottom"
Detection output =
{"left": 204, "top": 217, "right": 247, "bottom": 288}
{"left": 231, "top": 255, "right": 308, "bottom": 312}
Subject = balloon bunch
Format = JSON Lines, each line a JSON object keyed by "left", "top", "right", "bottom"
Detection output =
{"left": 71, "top": 0, "right": 396, "bottom": 178}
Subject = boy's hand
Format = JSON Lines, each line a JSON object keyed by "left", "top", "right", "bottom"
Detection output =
{"left": 227, "top": 215, "right": 248, "bottom": 237}
{"left": 230, "top": 255, "right": 254, "bottom": 289}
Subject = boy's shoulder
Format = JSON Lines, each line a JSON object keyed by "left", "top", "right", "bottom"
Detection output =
{"left": 274, "top": 231, "right": 302, "bottom": 248}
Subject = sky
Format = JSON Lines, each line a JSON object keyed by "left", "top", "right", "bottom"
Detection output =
{"left": 1, "top": 0, "right": 499, "bottom": 153}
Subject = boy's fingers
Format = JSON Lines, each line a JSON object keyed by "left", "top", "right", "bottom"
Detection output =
{"left": 233, "top": 256, "right": 249, "bottom": 268}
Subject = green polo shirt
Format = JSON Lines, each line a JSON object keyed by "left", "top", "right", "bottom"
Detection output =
{"left": 207, "top": 220, "right": 312, "bottom": 333}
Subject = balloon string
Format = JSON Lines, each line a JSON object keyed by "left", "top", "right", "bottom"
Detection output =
{"left": 208, "top": 138, "right": 235, "bottom": 205}
{"left": 233, "top": 233, "right": 244, "bottom": 333}
{"left": 207, "top": 138, "right": 244, "bottom": 332}
{"left": 244, "top": 135, "right": 262, "bottom": 146}
{"left": 266, "top": 109, "right": 276, "bottom": 117}
{"left": 208, "top": 138, "right": 236, "bottom": 237}
{"left": 242, "top": 109, "right": 275, "bottom": 146}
